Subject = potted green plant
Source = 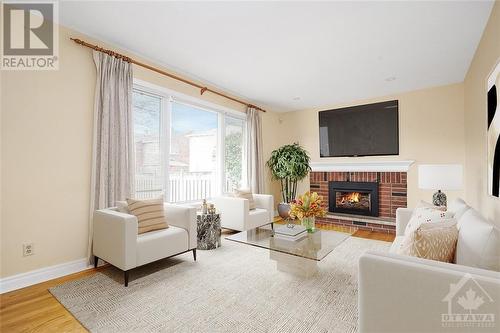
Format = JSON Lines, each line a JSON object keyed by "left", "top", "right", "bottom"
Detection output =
{"left": 266, "top": 143, "right": 311, "bottom": 218}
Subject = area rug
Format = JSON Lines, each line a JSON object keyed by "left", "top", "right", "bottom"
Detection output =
{"left": 49, "top": 236, "right": 390, "bottom": 333}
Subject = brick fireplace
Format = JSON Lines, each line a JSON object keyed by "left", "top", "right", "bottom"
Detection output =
{"left": 310, "top": 171, "right": 407, "bottom": 234}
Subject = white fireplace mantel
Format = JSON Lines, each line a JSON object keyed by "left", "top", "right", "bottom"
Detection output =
{"left": 310, "top": 160, "right": 415, "bottom": 172}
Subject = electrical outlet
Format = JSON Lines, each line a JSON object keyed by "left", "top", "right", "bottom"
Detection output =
{"left": 23, "top": 243, "right": 34, "bottom": 257}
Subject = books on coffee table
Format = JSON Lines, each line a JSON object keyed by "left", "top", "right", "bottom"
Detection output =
{"left": 274, "top": 225, "right": 307, "bottom": 241}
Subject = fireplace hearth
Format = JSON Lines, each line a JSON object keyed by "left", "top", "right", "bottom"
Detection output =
{"left": 329, "top": 181, "right": 379, "bottom": 217}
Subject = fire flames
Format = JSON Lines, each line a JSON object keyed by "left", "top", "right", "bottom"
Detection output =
{"left": 340, "top": 192, "right": 361, "bottom": 204}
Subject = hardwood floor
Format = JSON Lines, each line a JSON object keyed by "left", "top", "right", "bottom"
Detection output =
{"left": 0, "top": 225, "right": 394, "bottom": 333}
{"left": 0, "top": 269, "right": 100, "bottom": 332}
{"left": 273, "top": 217, "right": 396, "bottom": 242}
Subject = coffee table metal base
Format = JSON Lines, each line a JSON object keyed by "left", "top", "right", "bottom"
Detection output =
{"left": 270, "top": 251, "right": 318, "bottom": 277}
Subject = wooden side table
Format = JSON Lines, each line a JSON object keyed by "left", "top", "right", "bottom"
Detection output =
{"left": 196, "top": 213, "right": 221, "bottom": 250}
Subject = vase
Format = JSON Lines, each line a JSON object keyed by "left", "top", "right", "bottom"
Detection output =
{"left": 277, "top": 202, "right": 291, "bottom": 219}
{"left": 301, "top": 217, "right": 316, "bottom": 233}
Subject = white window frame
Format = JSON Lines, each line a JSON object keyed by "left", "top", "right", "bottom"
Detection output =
{"left": 222, "top": 113, "right": 248, "bottom": 193}
{"left": 132, "top": 79, "right": 246, "bottom": 203}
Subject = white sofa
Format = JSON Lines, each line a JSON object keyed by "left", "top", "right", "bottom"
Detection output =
{"left": 93, "top": 202, "right": 197, "bottom": 286}
{"left": 359, "top": 199, "right": 500, "bottom": 333}
{"left": 213, "top": 194, "right": 274, "bottom": 231}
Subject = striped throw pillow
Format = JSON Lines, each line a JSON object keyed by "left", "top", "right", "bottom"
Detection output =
{"left": 126, "top": 197, "right": 168, "bottom": 234}
{"left": 233, "top": 188, "right": 256, "bottom": 210}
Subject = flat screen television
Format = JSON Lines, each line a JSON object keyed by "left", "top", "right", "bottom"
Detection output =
{"left": 319, "top": 100, "right": 399, "bottom": 157}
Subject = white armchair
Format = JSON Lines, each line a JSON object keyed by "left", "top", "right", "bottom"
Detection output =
{"left": 93, "top": 202, "right": 197, "bottom": 286}
{"left": 213, "top": 194, "right": 274, "bottom": 231}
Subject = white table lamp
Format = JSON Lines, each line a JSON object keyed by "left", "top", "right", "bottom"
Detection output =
{"left": 418, "top": 164, "right": 463, "bottom": 206}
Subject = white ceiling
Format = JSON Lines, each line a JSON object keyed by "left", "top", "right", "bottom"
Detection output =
{"left": 59, "top": 1, "right": 494, "bottom": 112}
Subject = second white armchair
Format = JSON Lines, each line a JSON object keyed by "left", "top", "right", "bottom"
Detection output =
{"left": 214, "top": 194, "right": 274, "bottom": 231}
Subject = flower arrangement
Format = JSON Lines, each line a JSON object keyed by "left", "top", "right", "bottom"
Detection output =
{"left": 289, "top": 191, "right": 327, "bottom": 220}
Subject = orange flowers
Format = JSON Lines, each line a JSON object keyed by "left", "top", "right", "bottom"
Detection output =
{"left": 289, "top": 191, "right": 327, "bottom": 220}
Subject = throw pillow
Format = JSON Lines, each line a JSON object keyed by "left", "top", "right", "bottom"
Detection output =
{"left": 126, "top": 196, "right": 168, "bottom": 234}
{"left": 116, "top": 201, "right": 129, "bottom": 213}
{"left": 447, "top": 198, "right": 470, "bottom": 227}
{"left": 233, "top": 188, "right": 256, "bottom": 210}
{"left": 404, "top": 203, "right": 453, "bottom": 235}
{"left": 398, "top": 219, "right": 458, "bottom": 263}
{"left": 455, "top": 209, "right": 500, "bottom": 271}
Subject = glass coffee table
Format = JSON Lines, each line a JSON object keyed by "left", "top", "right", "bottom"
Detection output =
{"left": 226, "top": 226, "right": 355, "bottom": 277}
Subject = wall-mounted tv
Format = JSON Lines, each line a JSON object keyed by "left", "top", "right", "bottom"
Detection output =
{"left": 319, "top": 100, "right": 399, "bottom": 157}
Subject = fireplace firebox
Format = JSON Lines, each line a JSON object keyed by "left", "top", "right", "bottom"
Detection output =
{"left": 329, "top": 181, "right": 379, "bottom": 217}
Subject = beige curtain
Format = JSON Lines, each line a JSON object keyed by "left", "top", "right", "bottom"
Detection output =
{"left": 246, "top": 107, "right": 264, "bottom": 193}
{"left": 87, "top": 50, "right": 134, "bottom": 263}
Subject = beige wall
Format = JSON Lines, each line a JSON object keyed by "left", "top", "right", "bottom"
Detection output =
{"left": 464, "top": 2, "right": 500, "bottom": 226}
{"left": 1, "top": 26, "right": 95, "bottom": 278}
{"left": 279, "top": 83, "right": 466, "bottom": 208}
{"left": 261, "top": 112, "right": 290, "bottom": 202}
{"left": 0, "top": 25, "right": 283, "bottom": 278}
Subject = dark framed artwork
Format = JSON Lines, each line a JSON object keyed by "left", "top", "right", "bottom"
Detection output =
{"left": 487, "top": 61, "right": 500, "bottom": 198}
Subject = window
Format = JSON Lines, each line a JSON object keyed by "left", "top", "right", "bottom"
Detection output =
{"left": 133, "top": 91, "right": 162, "bottom": 199}
{"left": 132, "top": 84, "right": 246, "bottom": 202}
{"left": 169, "top": 101, "right": 218, "bottom": 202}
{"left": 224, "top": 116, "right": 245, "bottom": 192}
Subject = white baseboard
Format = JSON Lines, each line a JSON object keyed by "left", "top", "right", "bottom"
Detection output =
{"left": 0, "top": 258, "right": 92, "bottom": 294}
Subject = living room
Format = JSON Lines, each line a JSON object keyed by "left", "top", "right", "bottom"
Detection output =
{"left": 1, "top": 1, "right": 499, "bottom": 332}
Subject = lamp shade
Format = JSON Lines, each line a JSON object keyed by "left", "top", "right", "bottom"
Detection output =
{"left": 418, "top": 164, "right": 463, "bottom": 190}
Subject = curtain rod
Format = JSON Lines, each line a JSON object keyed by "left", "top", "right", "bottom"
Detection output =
{"left": 70, "top": 37, "right": 266, "bottom": 112}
